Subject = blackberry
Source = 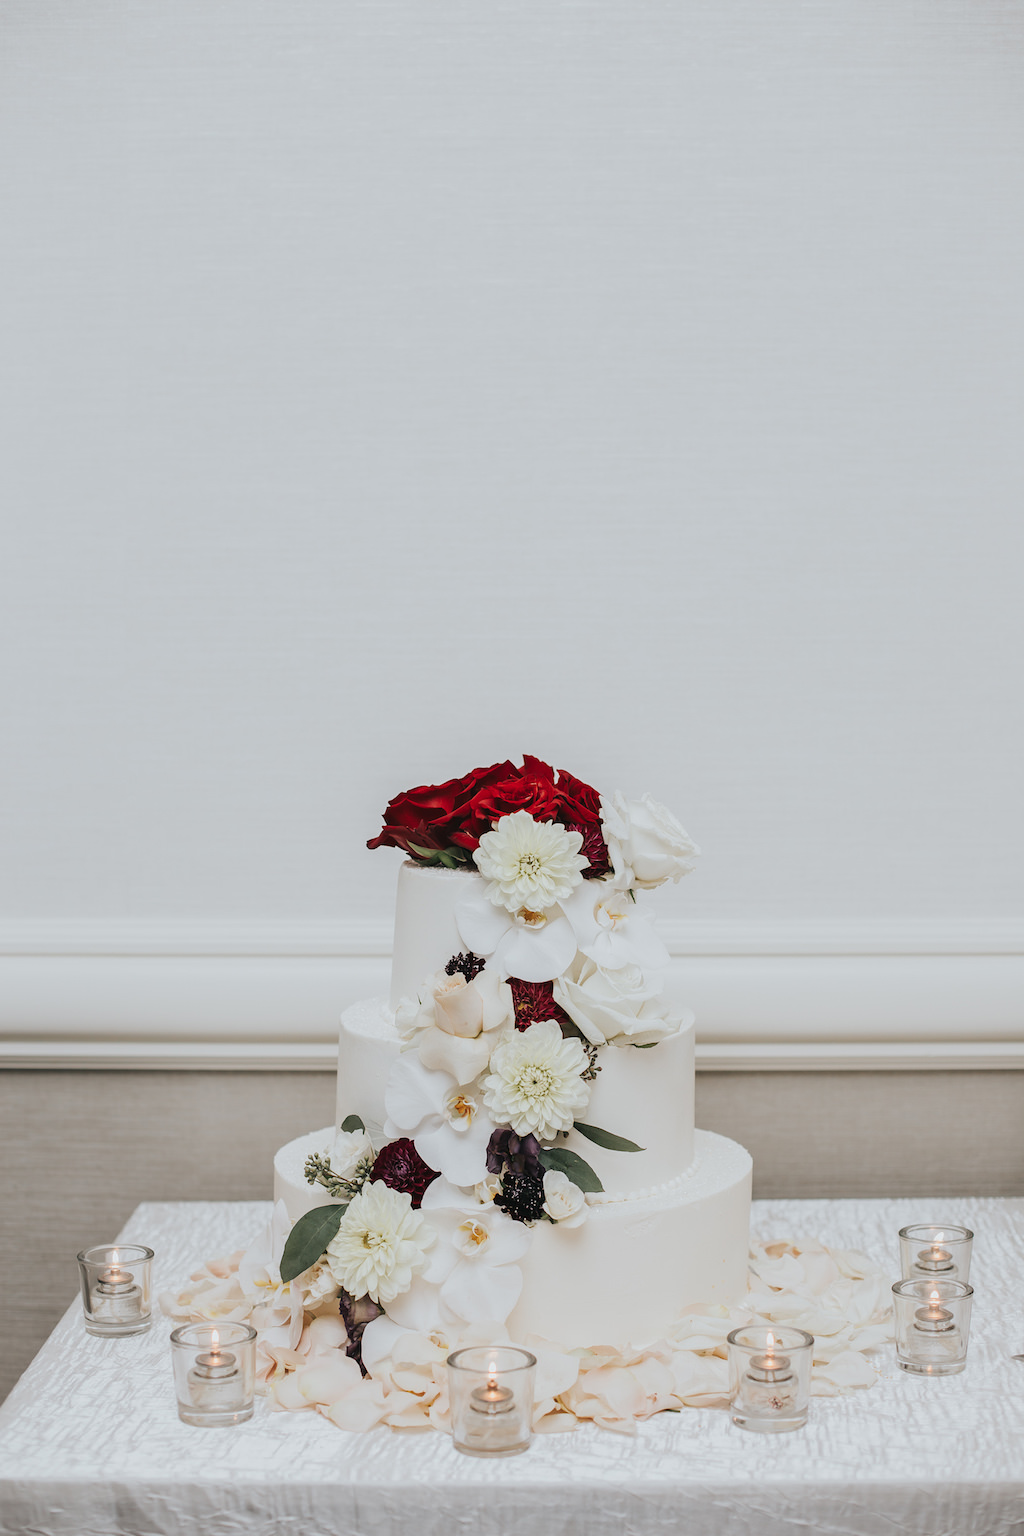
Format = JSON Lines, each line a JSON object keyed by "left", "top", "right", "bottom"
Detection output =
{"left": 495, "top": 1169, "right": 546, "bottom": 1225}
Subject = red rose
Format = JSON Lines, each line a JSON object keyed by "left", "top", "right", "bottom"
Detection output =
{"left": 454, "top": 755, "right": 560, "bottom": 848}
{"left": 553, "top": 767, "right": 611, "bottom": 877}
{"left": 553, "top": 767, "right": 603, "bottom": 826}
{"left": 367, "top": 760, "right": 516, "bottom": 857}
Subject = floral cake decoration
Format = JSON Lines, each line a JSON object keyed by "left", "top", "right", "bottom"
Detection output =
{"left": 273, "top": 756, "right": 700, "bottom": 1360}
{"left": 162, "top": 757, "right": 892, "bottom": 1432}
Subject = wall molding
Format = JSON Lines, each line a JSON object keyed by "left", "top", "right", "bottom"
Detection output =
{"left": 2, "top": 1038, "right": 1023, "bottom": 1072}
{"left": 0, "top": 917, "right": 1020, "bottom": 958}
{"left": 1, "top": 918, "right": 1021, "bottom": 1071}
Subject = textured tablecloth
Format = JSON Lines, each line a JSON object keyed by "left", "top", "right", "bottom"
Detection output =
{"left": 1, "top": 1197, "right": 1023, "bottom": 1536}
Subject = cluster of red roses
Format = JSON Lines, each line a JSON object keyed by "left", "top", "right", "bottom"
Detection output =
{"left": 367, "top": 754, "right": 611, "bottom": 878}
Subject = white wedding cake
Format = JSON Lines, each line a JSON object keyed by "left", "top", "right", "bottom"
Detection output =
{"left": 274, "top": 758, "right": 751, "bottom": 1355}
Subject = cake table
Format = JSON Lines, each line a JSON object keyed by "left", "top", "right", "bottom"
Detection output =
{"left": 1, "top": 1197, "right": 1023, "bottom": 1536}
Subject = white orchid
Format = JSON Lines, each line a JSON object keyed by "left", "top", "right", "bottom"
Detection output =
{"left": 600, "top": 791, "right": 699, "bottom": 890}
{"left": 325, "top": 1181, "right": 435, "bottom": 1306}
{"left": 387, "top": 1179, "right": 532, "bottom": 1332}
{"left": 384, "top": 1053, "right": 494, "bottom": 1187}
{"left": 474, "top": 810, "right": 589, "bottom": 913}
{"left": 482, "top": 1019, "right": 590, "bottom": 1140}
{"left": 454, "top": 882, "right": 578, "bottom": 982}
{"left": 553, "top": 955, "right": 681, "bottom": 1046}
{"left": 560, "top": 877, "right": 670, "bottom": 972}
{"left": 395, "top": 966, "right": 513, "bottom": 1086}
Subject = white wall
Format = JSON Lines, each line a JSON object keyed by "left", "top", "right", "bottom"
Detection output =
{"left": 1, "top": 1, "right": 1022, "bottom": 1063}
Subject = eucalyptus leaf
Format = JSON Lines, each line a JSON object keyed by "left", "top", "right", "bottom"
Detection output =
{"left": 340, "top": 1114, "right": 365, "bottom": 1133}
{"left": 572, "top": 1121, "right": 645, "bottom": 1153}
{"left": 632, "top": 1042, "right": 657, "bottom": 1049}
{"left": 539, "top": 1145, "right": 604, "bottom": 1193}
{"left": 280, "top": 1203, "right": 348, "bottom": 1283}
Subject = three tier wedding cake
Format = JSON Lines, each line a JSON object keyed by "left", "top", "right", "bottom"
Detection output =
{"left": 273, "top": 756, "right": 752, "bottom": 1360}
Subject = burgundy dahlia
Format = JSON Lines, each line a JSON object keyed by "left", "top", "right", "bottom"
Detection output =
{"left": 508, "top": 977, "right": 574, "bottom": 1032}
{"left": 370, "top": 1138, "right": 438, "bottom": 1208}
{"left": 570, "top": 821, "right": 613, "bottom": 879}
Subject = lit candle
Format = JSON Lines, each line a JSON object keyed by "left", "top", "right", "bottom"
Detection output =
{"left": 92, "top": 1248, "right": 144, "bottom": 1325}
{"left": 914, "top": 1289, "right": 956, "bottom": 1335}
{"left": 743, "top": 1332, "right": 798, "bottom": 1415}
{"left": 461, "top": 1360, "right": 518, "bottom": 1453}
{"left": 915, "top": 1234, "right": 955, "bottom": 1276}
{"left": 187, "top": 1329, "right": 247, "bottom": 1413}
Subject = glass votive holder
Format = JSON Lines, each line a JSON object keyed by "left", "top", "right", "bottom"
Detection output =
{"left": 77, "top": 1245, "right": 154, "bottom": 1336}
{"left": 727, "top": 1325, "right": 814, "bottom": 1433}
{"left": 898, "top": 1224, "right": 974, "bottom": 1284}
{"left": 170, "top": 1322, "right": 258, "bottom": 1427}
{"left": 891, "top": 1278, "right": 973, "bottom": 1376}
{"left": 447, "top": 1345, "right": 536, "bottom": 1457}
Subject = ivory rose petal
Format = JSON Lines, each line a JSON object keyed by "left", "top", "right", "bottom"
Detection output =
{"left": 298, "top": 1357, "right": 364, "bottom": 1404}
{"left": 321, "top": 1379, "right": 390, "bottom": 1432}
{"left": 271, "top": 1374, "right": 314, "bottom": 1411}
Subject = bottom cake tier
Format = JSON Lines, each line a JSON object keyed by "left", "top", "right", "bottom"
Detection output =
{"left": 274, "top": 1126, "right": 751, "bottom": 1350}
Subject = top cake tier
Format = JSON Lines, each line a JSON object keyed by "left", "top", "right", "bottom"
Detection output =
{"left": 390, "top": 860, "right": 492, "bottom": 1008}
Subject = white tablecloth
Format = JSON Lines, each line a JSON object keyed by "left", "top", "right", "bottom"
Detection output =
{"left": 1, "top": 1197, "right": 1023, "bottom": 1536}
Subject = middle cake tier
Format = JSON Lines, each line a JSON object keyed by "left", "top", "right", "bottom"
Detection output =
{"left": 335, "top": 996, "right": 696, "bottom": 1197}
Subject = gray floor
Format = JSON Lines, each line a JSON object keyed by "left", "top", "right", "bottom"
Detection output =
{"left": 2, "top": 1068, "right": 1021, "bottom": 1404}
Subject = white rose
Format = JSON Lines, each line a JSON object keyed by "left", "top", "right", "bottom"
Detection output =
{"left": 600, "top": 791, "right": 700, "bottom": 890}
{"left": 553, "top": 956, "right": 679, "bottom": 1046}
{"left": 394, "top": 966, "right": 513, "bottom": 1086}
{"left": 542, "top": 1170, "right": 587, "bottom": 1228}
{"left": 326, "top": 1126, "right": 374, "bottom": 1179}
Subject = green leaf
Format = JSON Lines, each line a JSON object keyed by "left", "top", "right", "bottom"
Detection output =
{"left": 340, "top": 1114, "right": 365, "bottom": 1133}
{"left": 632, "top": 1042, "right": 657, "bottom": 1049}
{"left": 280, "top": 1204, "right": 348, "bottom": 1283}
{"left": 408, "top": 842, "right": 444, "bottom": 862}
{"left": 572, "top": 1121, "right": 645, "bottom": 1153}
{"left": 539, "top": 1146, "right": 604, "bottom": 1194}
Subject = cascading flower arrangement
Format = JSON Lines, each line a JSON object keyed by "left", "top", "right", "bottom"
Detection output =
{"left": 271, "top": 756, "right": 700, "bottom": 1365}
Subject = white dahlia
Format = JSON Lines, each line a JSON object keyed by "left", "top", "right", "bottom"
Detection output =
{"left": 325, "top": 1181, "right": 435, "bottom": 1306}
{"left": 474, "top": 810, "right": 589, "bottom": 915}
{"left": 482, "top": 1019, "right": 590, "bottom": 1140}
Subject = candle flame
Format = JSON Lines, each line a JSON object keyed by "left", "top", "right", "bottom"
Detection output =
{"left": 929, "top": 1290, "right": 940, "bottom": 1307}
{"left": 210, "top": 1328, "right": 220, "bottom": 1353}
{"left": 110, "top": 1248, "right": 120, "bottom": 1270}
{"left": 765, "top": 1332, "right": 775, "bottom": 1355}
